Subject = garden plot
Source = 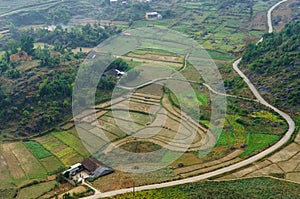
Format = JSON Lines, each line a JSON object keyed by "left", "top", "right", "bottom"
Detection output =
{"left": 54, "top": 147, "right": 83, "bottom": 166}
{"left": 23, "top": 141, "right": 63, "bottom": 172}
{"left": 2, "top": 142, "right": 47, "bottom": 180}
{"left": 35, "top": 134, "right": 64, "bottom": 152}
{"left": 24, "top": 141, "right": 52, "bottom": 159}
{"left": 39, "top": 156, "right": 62, "bottom": 173}
{"left": 52, "top": 131, "right": 90, "bottom": 157}
{"left": 35, "top": 134, "right": 84, "bottom": 166}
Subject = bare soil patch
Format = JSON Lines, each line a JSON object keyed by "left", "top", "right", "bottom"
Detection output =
{"left": 268, "top": 143, "right": 300, "bottom": 163}
{"left": 1, "top": 143, "right": 26, "bottom": 179}
{"left": 126, "top": 53, "right": 182, "bottom": 63}
{"left": 286, "top": 172, "right": 300, "bottom": 183}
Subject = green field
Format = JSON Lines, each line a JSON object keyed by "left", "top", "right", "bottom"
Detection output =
{"left": 177, "top": 91, "right": 208, "bottom": 106}
{"left": 12, "top": 142, "right": 47, "bottom": 179}
{"left": 216, "top": 130, "right": 235, "bottom": 147}
{"left": 39, "top": 156, "right": 63, "bottom": 173}
{"left": 240, "top": 133, "right": 280, "bottom": 157}
{"left": 52, "top": 131, "right": 90, "bottom": 157}
{"left": 206, "top": 50, "right": 234, "bottom": 61}
{"left": 16, "top": 181, "right": 56, "bottom": 199}
{"left": 35, "top": 133, "right": 85, "bottom": 166}
{"left": 24, "top": 141, "right": 52, "bottom": 159}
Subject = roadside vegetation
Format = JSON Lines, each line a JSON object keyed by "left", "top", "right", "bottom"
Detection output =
{"left": 240, "top": 21, "right": 300, "bottom": 114}
{"left": 108, "top": 177, "right": 300, "bottom": 199}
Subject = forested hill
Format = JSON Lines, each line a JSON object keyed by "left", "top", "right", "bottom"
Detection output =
{"left": 240, "top": 21, "right": 300, "bottom": 114}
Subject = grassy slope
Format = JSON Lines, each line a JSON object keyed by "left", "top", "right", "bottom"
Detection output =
{"left": 240, "top": 21, "right": 300, "bottom": 114}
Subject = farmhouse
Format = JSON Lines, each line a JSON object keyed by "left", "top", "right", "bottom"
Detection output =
{"left": 110, "top": 0, "right": 119, "bottom": 5}
{"left": 145, "top": 12, "right": 162, "bottom": 20}
{"left": 132, "top": 0, "right": 152, "bottom": 2}
{"left": 62, "top": 163, "right": 84, "bottom": 179}
{"left": 81, "top": 157, "right": 114, "bottom": 178}
{"left": 62, "top": 158, "right": 113, "bottom": 180}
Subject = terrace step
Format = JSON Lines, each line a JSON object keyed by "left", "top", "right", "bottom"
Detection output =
{"left": 179, "top": 156, "right": 242, "bottom": 178}
{"left": 174, "top": 149, "right": 243, "bottom": 175}
{"left": 132, "top": 92, "right": 162, "bottom": 100}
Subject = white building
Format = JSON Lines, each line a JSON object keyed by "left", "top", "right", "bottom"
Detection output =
{"left": 145, "top": 12, "right": 162, "bottom": 20}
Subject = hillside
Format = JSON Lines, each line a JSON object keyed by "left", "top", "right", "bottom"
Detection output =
{"left": 0, "top": 24, "right": 120, "bottom": 139}
{"left": 240, "top": 21, "right": 300, "bottom": 114}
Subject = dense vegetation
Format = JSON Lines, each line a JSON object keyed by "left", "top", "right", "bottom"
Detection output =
{"left": 0, "top": 24, "right": 122, "bottom": 138}
{"left": 30, "top": 24, "right": 120, "bottom": 49}
{"left": 241, "top": 21, "right": 300, "bottom": 112}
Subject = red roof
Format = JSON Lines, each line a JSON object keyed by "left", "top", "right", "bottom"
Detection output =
{"left": 81, "top": 158, "right": 104, "bottom": 172}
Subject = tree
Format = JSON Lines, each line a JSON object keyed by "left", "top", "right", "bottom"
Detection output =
{"left": 35, "top": 46, "right": 50, "bottom": 66}
{"left": 106, "top": 58, "right": 129, "bottom": 71}
{"left": 6, "top": 68, "right": 21, "bottom": 79}
{"left": 54, "top": 39, "right": 64, "bottom": 53}
{"left": 4, "top": 40, "right": 20, "bottom": 54}
{"left": 20, "top": 34, "right": 34, "bottom": 55}
{"left": 0, "top": 60, "right": 8, "bottom": 73}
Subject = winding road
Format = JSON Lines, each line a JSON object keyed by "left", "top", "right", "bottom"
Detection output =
{"left": 83, "top": 0, "right": 295, "bottom": 198}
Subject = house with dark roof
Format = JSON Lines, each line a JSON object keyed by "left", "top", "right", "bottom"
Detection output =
{"left": 81, "top": 157, "right": 114, "bottom": 178}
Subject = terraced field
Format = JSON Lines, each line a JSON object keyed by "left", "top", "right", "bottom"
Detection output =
{"left": 100, "top": 92, "right": 208, "bottom": 154}
{"left": 0, "top": 46, "right": 290, "bottom": 194}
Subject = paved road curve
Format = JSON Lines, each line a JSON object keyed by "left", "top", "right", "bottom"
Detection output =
{"left": 83, "top": 0, "right": 295, "bottom": 198}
